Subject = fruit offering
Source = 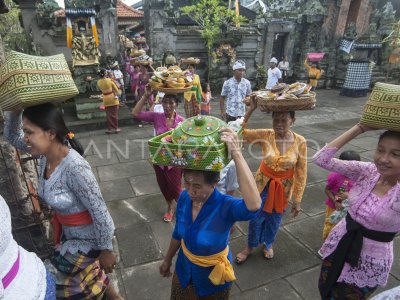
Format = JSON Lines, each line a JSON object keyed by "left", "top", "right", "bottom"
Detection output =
{"left": 149, "top": 66, "right": 194, "bottom": 90}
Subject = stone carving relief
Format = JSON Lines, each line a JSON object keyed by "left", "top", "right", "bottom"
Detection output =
{"left": 214, "top": 44, "right": 237, "bottom": 64}
{"left": 344, "top": 22, "right": 357, "bottom": 40}
{"left": 381, "top": 2, "right": 396, "bottom": 20}
{"left": 71, "top": 34, "right": 101, "bottom": 66}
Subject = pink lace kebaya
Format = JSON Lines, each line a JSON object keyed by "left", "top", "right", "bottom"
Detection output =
{"left": 313, "top": 145, "right": 400, "bottom": 288}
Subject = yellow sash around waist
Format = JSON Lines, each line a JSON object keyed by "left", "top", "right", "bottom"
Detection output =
{"left": 181, "top": 239, "right": 236, "bottom": 286}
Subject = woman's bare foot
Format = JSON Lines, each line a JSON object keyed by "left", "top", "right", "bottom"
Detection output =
{"left": 105, "top": 283, "right": 124, "bottom": 300}
{"left": 235, "top": 246, "right": 252, "bottom": 264}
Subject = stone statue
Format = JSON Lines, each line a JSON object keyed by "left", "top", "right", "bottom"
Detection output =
{"left": 344, "top": 22, "right": 357, "bottom": 40}
{"left": 381, "top": 2, "right": 396, "bottom": 20}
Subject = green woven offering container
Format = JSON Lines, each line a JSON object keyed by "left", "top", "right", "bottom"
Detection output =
{"left": 0, "top": 51, "right": 79, "bottom": 111}
{"left": 149, "top": 115, "right": 241, "bottom": 171}
{"left": 360, "top": 82, "right": 400, "bottom": 132}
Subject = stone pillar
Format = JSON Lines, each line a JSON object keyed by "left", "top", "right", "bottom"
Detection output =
{"left": 98, "top": 0, "right": 119, "bottom": 57}
{"left": 335, "top": 0, "right": 352, "bottom": 38}
{"left": 16, "top": 0, "right": 59, "bottom": 55}
{"left": 143, "top": 0, "right": 177, "bottom": 62}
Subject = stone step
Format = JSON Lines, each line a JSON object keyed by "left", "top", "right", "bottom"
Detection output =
{"left": 62, "top": 105, "right": 139, "bottom": 132}
{"left": 76, "top": 108, "right": 106, "bottom": 120}
{"left": 75, "top": 96, "right": 103, "bottom": 113}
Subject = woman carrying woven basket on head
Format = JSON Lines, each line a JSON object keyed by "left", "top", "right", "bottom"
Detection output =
{"left": 304, "top": 58, "right": 322, "bottom": 91}
{"left": 137, "top": 64, "right": 154, "bottom": 111}
{"left": 159, "top": 127, "right": 261, "bottom": 299}
{"left": 183, "top": 64, "right": 202, "bottom": 118}
{"left": 132, "top": 85, "right": 185, "bottom": 222}
{"left": 235, "top": 97, "right": 307, "bottom": 263}
{"left": 3, "top": 103, "right": 122, "bottom": 300}
{"left": 314, "top": 125, "right": 400, "bottom": 299}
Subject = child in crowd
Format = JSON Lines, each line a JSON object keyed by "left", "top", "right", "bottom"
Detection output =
{"left": 200, "top": 82, "right": 212, "bottom": 115}
{"left": 322, "top": 150, "right": 361, "bottom": 240}
{"left": 149, "top": 91, "right": 165, "bottom": 134}
{"left": 217, "top": 159, "right": 239, "bottom": 235}
{"left": 127, "top": 64, "right": 141, "bottom": 103}
{"left": 216, "top": 160, "right": 239, "bottom": 196}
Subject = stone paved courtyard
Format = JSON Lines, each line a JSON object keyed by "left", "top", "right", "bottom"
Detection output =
{"left": 73, "top": 89, "right": 400, "bottom": 299}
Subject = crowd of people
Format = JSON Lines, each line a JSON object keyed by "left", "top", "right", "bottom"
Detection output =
{"left": 0, "top": 51, "right": 398, "bottom": 300}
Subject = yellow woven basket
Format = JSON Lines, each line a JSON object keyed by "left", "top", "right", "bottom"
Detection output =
{"left": 360, "top": 82, "right": 400, "bottom": 132}
{"left": 0, "top": 51, "right": 79, "bottom": 111}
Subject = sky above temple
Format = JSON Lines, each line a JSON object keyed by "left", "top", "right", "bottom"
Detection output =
{"left": 55, "top": 0, "right": 141, "bottom": 8}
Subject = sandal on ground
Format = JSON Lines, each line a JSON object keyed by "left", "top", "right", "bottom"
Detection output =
{"left": 106, "top": 130, "right": 113, "bottom": 134}
{"left": 114, "top": 128, "right": 121, "bottom": 133}
{"left": 235, "top": 250, "right": 251, "bottom": 265}
{"left": 263, "top": 247, "right": 274, "bottom": 259}
{"left": 163, "top": 212, "right": 173, "bottom": 222}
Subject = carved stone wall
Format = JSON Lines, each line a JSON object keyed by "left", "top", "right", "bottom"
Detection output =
{"left": 98, "top": 0, "right": 119, "bottom": 57}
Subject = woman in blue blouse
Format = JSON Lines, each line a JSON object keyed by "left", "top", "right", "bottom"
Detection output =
{"left": 159, "top": 127, "right": 262, "bottom": 299}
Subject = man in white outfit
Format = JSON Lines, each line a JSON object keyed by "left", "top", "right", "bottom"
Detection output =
{"left": 265, "top": 57, "right": 282, "bottom": 90}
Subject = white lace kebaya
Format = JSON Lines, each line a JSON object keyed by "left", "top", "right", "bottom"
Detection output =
{"left": 3, "top": 112, "right": 115, "bottom": 256}
{"left": 0, "top": 195, "right": 47, "bottom": 300}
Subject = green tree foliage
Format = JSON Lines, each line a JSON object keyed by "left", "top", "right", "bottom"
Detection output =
{"left": 181, "top": 0, "right": 246, "bottom": 80}
{"left": 382, "top": 20, "right": 400, "bottom": 48}
{"left": 36, "top": 0, "right": 60, "bottom": 19}
{"left": 0, "top": 0, "right": 30, "bottom": 52}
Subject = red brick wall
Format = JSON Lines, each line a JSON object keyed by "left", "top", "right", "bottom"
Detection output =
{"left": 335, "top": 0, "right": 373, "bottom": 38}
{"left": 346, "top": 0, "right": 362, "bottom": 27}
{"left": 356, "top": 0, "right": 373, "bottom": 36}
{"left": 335, "top": 0, "right": 352, "bottom": 38}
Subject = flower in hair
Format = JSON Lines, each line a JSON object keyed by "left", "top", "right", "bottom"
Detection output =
{"left": 66, "top": 132, "right": 75, "bottom": 140}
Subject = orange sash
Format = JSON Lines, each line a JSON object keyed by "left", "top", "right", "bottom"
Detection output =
{"left": 259, "top": 161, "right": 294, "bottom": 214}
{"left": 51, "top": 210, "right": 93, "bottom": 245}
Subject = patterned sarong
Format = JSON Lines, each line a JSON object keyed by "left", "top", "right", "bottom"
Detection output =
{"left": 318, "top": 253, "right": 377, "bottom": 299}
{"left": 46, "top": 250, "right": 109, "bottom": 300}
{"left": 340, "top": 61, "right": 371, "bottom": 97}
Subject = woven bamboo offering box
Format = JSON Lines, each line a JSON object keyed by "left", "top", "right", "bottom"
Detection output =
{"left": 0, "top": 51, "right": 79, "bottom": 111}
{"left": 149, "top": 115, "right": 242, "bottom": 171}
{"left": 148, "top": 66, "right": 193, "bottom": 94}
{"left": 360, "top": 82, "right": 400, "bottom": 132}
{"left": 254, "top": 82, "right": 316, "bottom": 112}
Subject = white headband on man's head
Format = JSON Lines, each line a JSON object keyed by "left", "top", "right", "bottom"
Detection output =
{"left": 270, "top": 57, "right": 278, "bottom": 64}
{"left": 233, "top": 60, "right": 246, "bottom": 70}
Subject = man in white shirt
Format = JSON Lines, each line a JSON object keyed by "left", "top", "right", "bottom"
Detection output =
{"left": 265, "top": 57, "right": 282, "bottom": 90}
{"left": 219, "top": 60, "right": 252, "bottom": 122}
{"left": 111, "top": 61, "right": 126, "bottom": 105}
{"left": 278, "top": 56, "right": 289, "bottom": 82}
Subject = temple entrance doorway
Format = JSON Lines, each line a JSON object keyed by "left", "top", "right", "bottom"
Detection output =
{"left": 272, "top": 33, "right": 287, "bottom": 61}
